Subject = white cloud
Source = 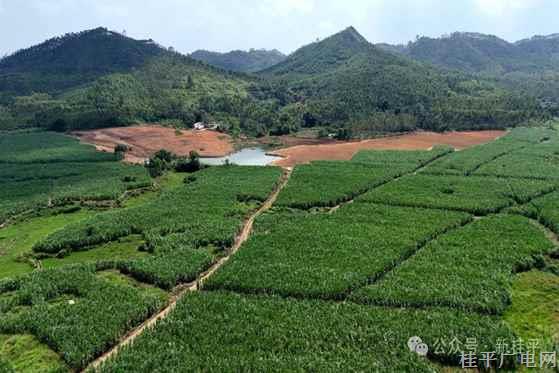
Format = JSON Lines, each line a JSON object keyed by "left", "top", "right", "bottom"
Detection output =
{"left": 473, "top": 0, "right": 543, "bottom": 16}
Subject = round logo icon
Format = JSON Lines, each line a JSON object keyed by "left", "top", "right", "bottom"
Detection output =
{"left": 407, "top": 336, "right": 429, "bottom": 356}
{"left": 408, "top": 336, "right": 422, "bottom": 352}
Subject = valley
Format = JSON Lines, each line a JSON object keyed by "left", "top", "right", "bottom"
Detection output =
{"left": 2, "top": 13, "right": 559, "bottom": 372}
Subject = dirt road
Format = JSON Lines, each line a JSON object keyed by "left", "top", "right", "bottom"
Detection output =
{"left": 83, "top": 167, "right": 292, "bottom": 372}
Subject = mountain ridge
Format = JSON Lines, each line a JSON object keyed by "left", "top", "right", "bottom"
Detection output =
{"left": 190, "top": 48, "right": 286, "bottom": 73}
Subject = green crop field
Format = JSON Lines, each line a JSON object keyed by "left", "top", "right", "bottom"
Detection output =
{"left": 275, "top": 146, "right": 453, "bottom": 209}
{"left": 0, "top": 132, "right": 151, "bottom": 224}
{"left": 2, "top": 127, "right": 559, "bottom": 371}
{"left": 205, "top": 203, "right": 471, "bottom": 299}
{"left": 357, "top": 174, "right": 557, "bottom": 215}
{"left": 98, "top": 292, "right": 514, "bottom": 372}
{"left": 350, "top": 215, "right": 554, "bottom": 314}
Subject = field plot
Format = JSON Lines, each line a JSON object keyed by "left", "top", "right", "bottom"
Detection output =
{"left": 205, "top": 203, "right": 471, "bottom": 299}
{"left": 0, "top": 210, "right": 96, "bottom": 279}
{"left": 276, "top": 146, "right": 452, "bottom": 209}
{"left": 99, "top": 292, "right": 514, "bottom": 372}
{"left": 421, "top": 127, "right": 553, "bottom": 176}
{"left": 351, "top": 145, "right": 453, "bottom": 165}
{"left": 350, "top": 215, "right": 553, "bottom": 314}
{"left": 0, "top": 132, "right": 117, "bottom": 164}
{"left": 0, "top": 132, "right": 151, "bottom": 224}
{"left": 474, "top": 144, "right": 559, "bottom": 179}
{"left": 275, "top": 161, "right": 410, "bottom": 209}
{"left": 357, "top": 174, "right": 557, "bottom": 215}
{"left": 33, "top": 166, "right": 281, "bottom": 289}
{"left": 0, "top": 265, "right": 167, "bottom": 370}
{"left": 513, "top": 190, "right": 559, "bottom": 234}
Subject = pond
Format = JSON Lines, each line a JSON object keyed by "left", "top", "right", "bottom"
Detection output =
{"left": 200, "top": 147, "right": 283, "bottom": 166}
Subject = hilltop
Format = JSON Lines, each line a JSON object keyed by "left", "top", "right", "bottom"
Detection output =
{"left": 0, "top": 27, "right": 173, "bottom": 96}
{"left": 190, "top": 49, "right": 286, "bottom": 73}
{"left": 258, "top": 27, "right": 538, "bottom": 134}
{"left": 0, "top": 26, "right": 548, "bottom": 137}
{"left": 385, "top": 32, "right": 559, "bottom": 75}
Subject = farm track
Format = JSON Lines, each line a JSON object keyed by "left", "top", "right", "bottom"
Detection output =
{"left": 527, "top": 217, "right": 559, "bottom": 249}
{"left": 83, "top": 167, "right": 292, "bottom": 372}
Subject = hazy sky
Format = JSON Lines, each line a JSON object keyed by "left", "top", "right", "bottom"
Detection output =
{"left": 1, "top": 0, "right": 558, "bottom": 56}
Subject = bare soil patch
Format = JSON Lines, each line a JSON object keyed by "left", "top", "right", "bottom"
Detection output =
{"left": 73, "top": 125, "right": 234, "bottom": 163}
{"left": 270, "top": 130, "right": 506, "bottom": 167}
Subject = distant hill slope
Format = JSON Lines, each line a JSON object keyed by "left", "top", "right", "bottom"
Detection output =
{"left": 190, "top": 49, "right": 286, "bottom": 73}
{"left": 257, "top": 27, "right": 539, "bottom": 133}
{"left": 0, "top": 27, "right": 173, "bottom": 96}
{"left": 378, "top": 32, "right": 559, "bottom": 112}
{"left": 393, "top": 32, "right": 559, "bottom": 75}
{"left": 0, "top": 26, "right": 548, "bottom": 137}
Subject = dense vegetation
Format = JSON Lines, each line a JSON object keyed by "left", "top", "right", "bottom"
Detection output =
{"left": 0, "top": 132, "right": 150, "bottom": 224}
{"left": 0, "top": 27, "right": 172, "bottom": 98}
{"left": 190, "top": 49, "right": 286, "bottom": 73}
{"left": 0, "top": 26, "right": 551, "bottom": 137}
{"left": 276, "top": 146, "right": 453, "bottom": 209}
{"left": 0, "top": 265, "right": 167, "bottom": 370}
{"left": 380, "top": 32, "right": 559, "bottom": 115}
{"left": 358, "top": 174, "right": 557, "bottom": 215}
{"left": 205, "top": 203, "right": 471, "bottom": 299}
{"left": 258, "top": 27, "right": 544, "bottom": 134}
{"left": 351, "top": 215, "right": 554, "bottom": 314}
{"left": 3, "top": 127, "right": 559, "bottom": 370}
{"left": 99, "top": 292, "right": 514, "bottom": 371}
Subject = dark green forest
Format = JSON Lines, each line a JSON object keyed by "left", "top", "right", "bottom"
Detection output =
{"left": 379, "top": 32, "right": 559, "bottom": 117}
{"left": 0, "top": 26, "right": 554, "bottom": 138}
{"left": 190, "top": 49, "right": 286, "bottom": 73}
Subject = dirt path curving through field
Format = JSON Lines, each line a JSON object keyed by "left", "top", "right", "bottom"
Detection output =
{"left": 83, "top": 167, "right": 292, "bottom": 372}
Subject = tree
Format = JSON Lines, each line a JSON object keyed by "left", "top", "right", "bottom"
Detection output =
{"left": 174, "top": 151, "right": 202, "bottom": 173}
{"left": 187, "top": 75, "right": 194, "bottom": 89}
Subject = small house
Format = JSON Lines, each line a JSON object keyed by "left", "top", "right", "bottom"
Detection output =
{"left": 193, "top": 122, "right": 206, "bottom": 130}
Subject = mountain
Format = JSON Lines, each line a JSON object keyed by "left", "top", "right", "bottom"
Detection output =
{"left": 0, "top": 28, "right": 275, "bottom": 134}
{"left": 0, "top": 27, "right": 173, "bottom": 97}
{"left": 515, "top": 34, "right": 559, "bottom": 62}
{"left": 385, "top": 32, "right": 559, "bottom": 75}
{"left": 0, "top": 26, "right": 547, "bottom": 137}
{"left": 190, "top": 49, "right": 286, "bottom": 73}
{"left": 376, "top": 32, "right": 559, "bottom": 111}
{"left": 257, "top": 27, "right": 538, "bottom": 133}
{"left": 261, "top": 26, "right": 372, "bottom": 77}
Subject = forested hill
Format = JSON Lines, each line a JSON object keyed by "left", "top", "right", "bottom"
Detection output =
{"left": 256, "top": 27, "right": 541, "bottom": 134}
{"left": 0, "top": 27, "right": 173, "bottom": 96}
{"left": 377, "top": 32, "right": 559, "bottom": 113}
{"left": 385, "top": 32, "right": 559, "bottom": 75}
{"left": 0, "top": 26, "right": 550, "bottom": 137}
{"left": 261, "top": 26, "right": 373, "bottom": 77}
{"left": 190, "top": 49, "right": 286, "bottom": 73}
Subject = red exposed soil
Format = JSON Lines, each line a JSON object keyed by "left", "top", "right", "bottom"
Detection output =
{"left": 270, "top": 130, "right": 506, "bottom": 167}
{"left": 72, "top": 125, "right": 234, "bottom": 163}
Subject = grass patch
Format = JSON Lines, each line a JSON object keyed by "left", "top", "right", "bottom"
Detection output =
{"left": 504, "top": 270, "right": 559, "bottom": 350}
{"left": 0, "top": 210, "right": 96, "bottom": 279}
{"left": 96, "top": 270, "right": 168, "bottom": 303}
{"left": 41, "top": 235, "right": 148, "bottom": 270}
{"left": 0, "top": 334, "right": 68, "bottom": 373}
